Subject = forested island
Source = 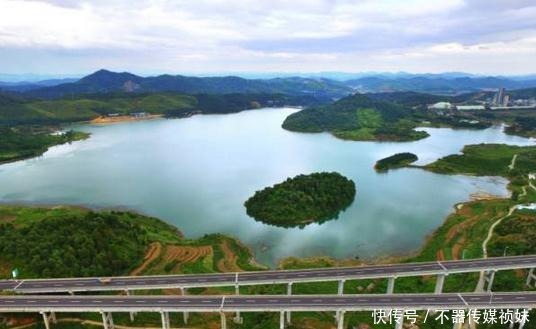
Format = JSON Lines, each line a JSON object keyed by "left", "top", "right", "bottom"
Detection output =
{"left": 244, "top": 172, "right": 356, "bottom": 228}
{"left": 282, "top": 93, "right": 430, "bottom": 142}
{"left": 0, "top": 127, "right": 88, "bottom": 164}
{"left": 374, "top": 152, "right": 418, "bottom": 171}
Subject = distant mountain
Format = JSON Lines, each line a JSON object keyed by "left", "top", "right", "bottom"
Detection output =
{"left": 26, "top": 69, "right": 353, "bottom": 99}
{"left": 0, "top": 78, "right": 78, "bottom": 92}
{"left": 345, "top": 76, "right": 536, "bottom": 94}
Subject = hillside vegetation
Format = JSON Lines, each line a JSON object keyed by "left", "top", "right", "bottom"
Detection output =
{"left": 244, "top": 172, "right": 356, "bottom": 228}
{"left": 0, "top": 127, "right": 88, "bottom": 164}
{"left": 0, "top": 92, "right": 323, "bottom": 125}
{"left": 424, "top": 144, "right": 536, "bottom": 177}
{"left": 282, "top": 93, "right": 429, "bottom": 141}
{"left": 0, "top": 206, "right": 263, "bottom": 279}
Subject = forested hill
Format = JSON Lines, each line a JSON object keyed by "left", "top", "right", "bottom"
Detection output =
{"left": 24, "top": 69, "right": 353, "bottom": 99}
{"left": 0, "top": 92, "right": 322, "bottom": 125}
{"left": 282, "top": 93, "right": 429, "bottom": 142}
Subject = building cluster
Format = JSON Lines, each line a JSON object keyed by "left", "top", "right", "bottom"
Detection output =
{"left": 428, "top": 87, "right": 536, "bottom": 112}
{"left": 492, "top": 88, "right": 509, "bottom": 107}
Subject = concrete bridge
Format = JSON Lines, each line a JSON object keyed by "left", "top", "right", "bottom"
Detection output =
{"left": 2, "top": 255, "right": 535, "bottom": 295}
{"left": 1, "top": 292, "right": 535, "bottom": 329}
{"left": 1, "top": 255, "right": 535, "bottom": 329}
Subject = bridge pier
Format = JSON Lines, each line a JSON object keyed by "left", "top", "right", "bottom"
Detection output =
{"left": 160, "top": 311, "right": 170, "bottom": 329}
{"left": 233, "top": 284, "right": 243, "bottom": 324}
{"left": 395, "top": 311, "right": 404, "bottom": 329}
{"left": 435, "top": 274, "right": 446, "bottom": 294}
{"left": 519, "top": 309, "right": 529, "bottom": 329}
{"left": 101, "top": 312, "right": 115, "bottom": 329}
{"left": 180, "top": 287, "right": 189, "bottom": 324}
{"left": 286, "top": 282, "right": 293, "bottom": 324}
{"left": 40, "top": 312, "right": 56, "bottom": 329}
{"left": 483, "top": 270, "right": 496, "bottom": 292}
{"left": 387, "top": 277, "right": 396, "bottom": 294}
{"left": 125, "top": 290, "right": 136, "bottom": 322}
{"left": 336, "top": 310, "right": 345, "bottom": 329}
{"left": 526, "top": 268, "right": 536, "bottom": 287}
{"left": 338, "top": 279, "right": 345, "bottom": 295}
{"left": 220, "top": 312, "right": 227, "bottom": 329}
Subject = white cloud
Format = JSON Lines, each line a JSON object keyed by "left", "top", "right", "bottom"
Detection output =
{"left": 0, "top": 0, "right": 535, "bottom": 74}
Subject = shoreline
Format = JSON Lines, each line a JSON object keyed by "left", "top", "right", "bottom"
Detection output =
{"left": 0, "top": 190, "right": 508, "bottom": 269}
{"left": 90, "top": 114, "right": 164, "bottom": 124}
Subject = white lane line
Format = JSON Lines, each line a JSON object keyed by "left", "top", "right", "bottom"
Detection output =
{"left": 458, "top": 294, "right": 468, "bottom": 306}
{"left": 13, "top": 281, "right": 24, "bottom": 290}
{"left": 235, "top": 272, "right": 239, "bottom": 285}
{"left": 437, "top": 261, "right": 448, "bottom": 272}
{"left": 220, "top": 296, "right": 225, "bottom": 309}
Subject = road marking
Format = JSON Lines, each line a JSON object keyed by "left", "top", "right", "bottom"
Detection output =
{"left": 458, "top": 294, "right": 468, "bottom": 306}
{"left": 437, "top": 261, "right": 447, "bottom": 272}
{"left": 220, "top": 296, "right": 225, "bottom": 309}
{"left": 13, "top": 281, "right": 24, "bottom": 290}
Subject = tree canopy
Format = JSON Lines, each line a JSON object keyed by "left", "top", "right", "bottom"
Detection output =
{"left": 244, "top": 172, "right": 356, "bottom": 228}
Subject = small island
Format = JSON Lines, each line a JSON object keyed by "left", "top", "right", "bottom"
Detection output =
{"left": 244, "top": 172, "right": 356, "bottom": 228}
{"left": 374, "top": 152, "right": 418, "bottom": 172}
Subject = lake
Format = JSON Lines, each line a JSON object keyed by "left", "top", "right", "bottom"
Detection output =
{"left": 1, "top": 108, "right": 534, "bottom": 266}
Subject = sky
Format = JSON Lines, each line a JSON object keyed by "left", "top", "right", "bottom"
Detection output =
{"left": 1, "top": 0, "right": 536, "bottom": 77}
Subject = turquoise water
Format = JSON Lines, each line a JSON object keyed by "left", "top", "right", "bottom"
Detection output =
{"left": 1, "top": 108, "right": 534, "bottom": 265}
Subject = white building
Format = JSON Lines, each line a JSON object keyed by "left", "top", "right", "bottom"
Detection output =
{"left": 428, "top": 102, "right": 454, "bottom": 110}
{"left": 456, "top": 105, "right": 486, "bottom": 111}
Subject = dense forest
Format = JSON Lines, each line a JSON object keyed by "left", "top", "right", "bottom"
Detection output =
{"left": 0, "top": 211, "right": 148, "bottom": 278}
{"left": 0, "top": 127, "right": 88, "bottom": 163}
{"left": 244, "top": 172, "right": 356, "bottom": 228}
{"left": 374, "top": 152, "right": 418, "bottom": 171}
{"left": 282, "top": 93, "right": 429, "bottom": 141}
{"left": 0, "top": 91, "right": 325, "bottom": 125}
{"left": 424, "top": 144, "right": 536, "bottom": 177}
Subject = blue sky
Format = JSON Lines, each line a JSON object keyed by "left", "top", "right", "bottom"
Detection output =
{"left": 1, "top": 0, "right": 536, "bottom": 76}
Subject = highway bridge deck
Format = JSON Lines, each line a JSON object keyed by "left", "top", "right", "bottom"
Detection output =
{"left": 0, "top": 292, "right": 535, "bottom": 312}
{"left": 1, "top": 255, "right": 534, "bottom": 293}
